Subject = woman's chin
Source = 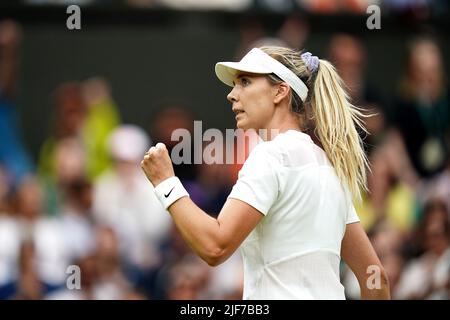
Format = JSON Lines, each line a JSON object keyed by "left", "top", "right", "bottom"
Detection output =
{"left": 236, "top": 120, "right": 249, "bottom": 130}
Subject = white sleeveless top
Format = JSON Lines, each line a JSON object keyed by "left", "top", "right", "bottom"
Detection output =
{"left": 228, "top": 130, "right": 359, "bottom": 300}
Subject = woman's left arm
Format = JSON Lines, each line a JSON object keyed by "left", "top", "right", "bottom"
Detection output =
{"left": 341, "top": 222, "right": 391, "bottom": 299}
{"left": 141, "top": 142, "right": 263, "bottom": 266}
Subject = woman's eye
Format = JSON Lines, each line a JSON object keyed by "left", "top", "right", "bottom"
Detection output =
{"left": 241, "top": 78, "right": 250, "bottom": 86}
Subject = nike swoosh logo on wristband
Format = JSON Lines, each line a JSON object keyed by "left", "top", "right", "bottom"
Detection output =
{"left": 164, "top": 187, "right": 175, "bottom": 198}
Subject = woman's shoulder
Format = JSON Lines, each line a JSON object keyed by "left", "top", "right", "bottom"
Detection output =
{"left": 249, "top": 139, "right": 282, "bottom": 160}
{"left": 240, "top": 141, "right": 282, "bottom": 172}
{"left": 246, "top": 131, "right": 314, "bottom": 166}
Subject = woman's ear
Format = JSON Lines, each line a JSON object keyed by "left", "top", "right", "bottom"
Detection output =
{"left": 273, "top": 82, "right": 290, "bottom": 104}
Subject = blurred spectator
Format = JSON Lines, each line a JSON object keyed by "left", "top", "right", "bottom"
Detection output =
{"left": 428, "top": 266, "right": 450, "bottom": 300}
{"left": 38, "top": 82, "right": 87, "bottom": 182}
{"left": 46, "top": 226, "right": 141, "bottom": 300}
{"left": 39, "top": 77, "right": 120, "bottom": 184}
{"left": 369, "top": 220, "right": 406, "bottom": 296}
{"left": 420, "top": 160, "right": 450, "bottom": 217}
{"left": 150, "top": 105, "right": 197, "bottom": 182}
{"left": 370, "top": 219, "right": 405, "bottom": 258}
{"left": 148, "top": 223, "right": 199, "bottom": 299}
{"left": 203, "top": 251, "right": 244, "bottom": 300}
{"left": 240, "top": 37, "right": 289, "bottom": 60}
{"left": 59, "top": 177, "right": 96, "bottom": 262}
{"left": 0, "top": 20, "right": 34, "bottom": 188}
{"left": 234, "top": 17, "right": 265, "bottom": 60}
{"left": 38, "top": 77, "right": 120, "bottom": 215}
{"left": 92, "top": 124, "right": 171, "bottom": 287}
{"left": 394, "top": 198, "right": 450, "bottom": 299}
{"left": 91, "top": 226, "right": 135, "bottom": 299}
{"left": 45, "top": 253, "right": 98, "bottom": 300}
{"left": 277, "top": 13, "right": 310, "bottom": 51}
{"left": 381, "top": 250, "right": 405, "bottom": 297}
{"left": 361, "top": 129, "right": 419, "bottom": 229}
{"left": 0, "top": 165, "right": 11, "bottom": 214}
{"left": 14, "top": 241, "right": 43, "bottom": 300}
{"left": 164, "top": 254, "right": 210, "bottom": 300}
{"left": 234, "top": 14, "right": 310, "bottom": 61}
{"left": 0, "top": 166, "right": 21, "bottom": 299}
{"left": 185, "top": 145, "right": 234, "bottom": 216}
{"left": 56, "top": 139, "right": 86, "bottom": 180}
{"left": 3, "top": 175, "right": 71, "bottom": 299}
{"left": 81, "top": 77, "right": 121, "bottom": 181}
{"left": 393, "top": 36, "right": 450, "bottom": 179}
{"left": 14, "top": 176, "right": 70, "bottom": 293}
{"left": 40, "top": 137, "right": 87, "bottom": 216}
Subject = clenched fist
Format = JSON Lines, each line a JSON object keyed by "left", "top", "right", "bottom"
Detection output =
{"left": 141, "top": 142, "right": 175, "bottom": 187}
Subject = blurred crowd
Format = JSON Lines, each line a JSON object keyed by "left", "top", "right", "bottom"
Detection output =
{"left": 0, "top": 12, "right": 450, "bottom": 300}
{"left": 16, "top": 0, "right": 450, "bottom": 17}
{"left": 0, "top": 19, "right": 242, "bottom": 300}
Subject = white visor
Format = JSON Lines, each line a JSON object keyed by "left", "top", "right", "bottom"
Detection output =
{"left": 215, "top": 48, "right": 308, "bottom": 102}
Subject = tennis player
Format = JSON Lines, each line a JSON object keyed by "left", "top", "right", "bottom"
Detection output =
{"left": 141, "top": 46, "right": 390, "bottom": 300}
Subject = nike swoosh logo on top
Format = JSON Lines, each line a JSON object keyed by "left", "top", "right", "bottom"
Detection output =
{"left": 164, "top": 187, "right": 175, "bottom": 198}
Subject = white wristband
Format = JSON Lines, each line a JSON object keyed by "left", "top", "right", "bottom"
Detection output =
{"left": 154, "top": 176, "right": 189, "bottom": 210}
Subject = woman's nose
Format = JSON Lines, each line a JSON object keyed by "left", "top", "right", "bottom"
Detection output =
{"left": 227, "top": 88, "right": 238, "bottom": 103}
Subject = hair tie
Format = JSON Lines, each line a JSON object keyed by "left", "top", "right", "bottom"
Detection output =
{"left": 301, "top": 52, "right": 319, "bottom": 73}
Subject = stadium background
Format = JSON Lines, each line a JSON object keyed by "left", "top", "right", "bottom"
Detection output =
{"left": 0, "top": 0, "right": 449, "bottom": 300}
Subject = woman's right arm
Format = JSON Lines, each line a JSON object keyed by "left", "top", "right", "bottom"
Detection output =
{"left": 341, "top": 222, "right": 391, "bottom": 299}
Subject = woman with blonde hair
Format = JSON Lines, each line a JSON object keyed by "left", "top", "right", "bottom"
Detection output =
{"left": 141, "top": 46, "right": 390, "bottom": 299}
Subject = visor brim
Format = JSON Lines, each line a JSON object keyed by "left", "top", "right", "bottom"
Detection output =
{"left": 215, "top": 61, "right": 272, "bottom": 87}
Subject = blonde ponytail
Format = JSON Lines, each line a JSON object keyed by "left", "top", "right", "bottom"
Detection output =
{"left": 311, "top": 60, "right": 369, "bottom": 200}
{"left": 260, "top": 46, "right": 369, "bottom": 200}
